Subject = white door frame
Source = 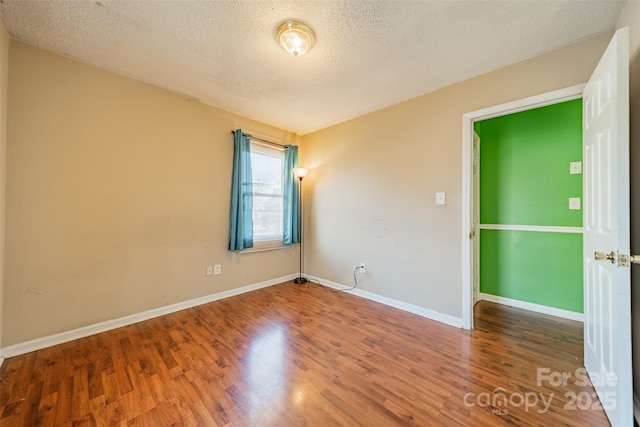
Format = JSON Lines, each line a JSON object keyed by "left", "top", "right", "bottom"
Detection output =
{"left": 461, "top": 84, "right": 586, "bottom": 330}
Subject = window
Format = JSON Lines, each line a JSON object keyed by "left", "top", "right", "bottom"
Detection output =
{"left": 250, "top": 142, "right": 284, "bottom": 243}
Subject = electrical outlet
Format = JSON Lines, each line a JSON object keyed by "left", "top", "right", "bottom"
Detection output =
{"left": 206, "top": 266, "right": 213, "bottom": 276}
{"left": 358, "top": 263, "right": 366, "bottom": 274}
{"left": 214, "top": 264, "right": 221, "bottom": 275}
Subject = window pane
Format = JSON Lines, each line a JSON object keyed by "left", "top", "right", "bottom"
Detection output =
{"left": 251, "top": 151, "right": 282, "bottom": 195}
{"left": 253, "top": 194, "right": 282, "bottom": 212}
{"left": 253, "top": 205, "right": 283, "bottom": 237}
{"left": 251, "top": 144, "right": 284, "bottom": 240}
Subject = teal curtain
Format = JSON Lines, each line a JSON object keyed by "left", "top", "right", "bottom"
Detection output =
{"left": 283, "top": 145, "right": 300, "bottom": 245}
{"left": 228, "top": 130, "right": 253, "bottom": 251}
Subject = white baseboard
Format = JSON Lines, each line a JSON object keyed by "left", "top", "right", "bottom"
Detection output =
{"left": 307, "top": 275, "right": 463, "bottom": 328}
{"left": 479, "top": 293, "right": 584, "bottom": 322}
{"left": 1, "top": 274, "right": 298, "bottom": 359}
{"left": 0, "top": 355, "right": 4, "bottom": 369}
{"left": 634, "top": 394, "right": 640, "bottom": 426}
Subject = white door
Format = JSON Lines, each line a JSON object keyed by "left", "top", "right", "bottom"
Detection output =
{"left": 583, "top": 27, "right": 632, "bottom": 427}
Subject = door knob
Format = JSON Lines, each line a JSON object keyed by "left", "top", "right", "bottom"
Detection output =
{"left": 594, "top": 251, "right": 616, "bottom": 263}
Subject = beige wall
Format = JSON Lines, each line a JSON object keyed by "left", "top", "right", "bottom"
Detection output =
{"left": 618, "top": 0, "right": 640, "bottom": 61}
{"left": 4, "top": 42, "right": 298, "bottom": 346}
{"left": 0, "top": 23, "right": 8, "bottom": 349}
{"left": 618, "top": 0, "right": 640, "bottom": 415}
{"left": 301, "top": 32, "right": 612, "bottom": 319}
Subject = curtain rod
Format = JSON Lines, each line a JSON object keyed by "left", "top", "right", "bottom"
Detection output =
{"left": 230, "top": 130, "right": 288, "bottom": 148}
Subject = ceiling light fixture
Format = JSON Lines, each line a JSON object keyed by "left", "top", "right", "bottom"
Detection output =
{"left": 276, "top": 20, "right": 315, "bottom": 57}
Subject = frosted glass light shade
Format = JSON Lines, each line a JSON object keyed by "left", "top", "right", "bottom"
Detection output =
{"left": 277, "top": 21, "right": 315, "bottom": 57}
{"left": 293, "top": 167, "right": 309, "bottom": 178}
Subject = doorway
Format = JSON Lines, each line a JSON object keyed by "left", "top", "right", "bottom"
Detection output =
{"left": 474, "top": 99, "right": 584, "bottom": 321}
{"left": 461, "top": 84, "right": 585, "bottom": 330}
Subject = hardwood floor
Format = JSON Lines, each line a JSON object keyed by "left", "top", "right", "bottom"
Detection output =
{"left": 0, "top": 281, "right": 610, "bottom": 426}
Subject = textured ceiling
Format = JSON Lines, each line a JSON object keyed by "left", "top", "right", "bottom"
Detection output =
{"left": 0, "top": 0, "right": 626, "bottom": 135}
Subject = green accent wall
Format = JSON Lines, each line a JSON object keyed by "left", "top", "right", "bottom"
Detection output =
{"left": 480, "top": 230, "right": 583, "bottom": 312}
{"left": 475, "top": 99, "right": 583, "bottom": 313}
{"left": 477, "top": 99, "right": 583, "bottom": 227}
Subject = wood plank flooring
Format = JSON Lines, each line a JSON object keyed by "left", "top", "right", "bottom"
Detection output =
{"left": 0, "top": 281, "right": 610, "bottom": 426}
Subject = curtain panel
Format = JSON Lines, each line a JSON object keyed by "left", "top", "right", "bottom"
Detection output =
{"left": 228, "top": 130, "right": 254, "bottom": 251}
{"left": 283, "top": 145, "right": 301, "bottom": 245}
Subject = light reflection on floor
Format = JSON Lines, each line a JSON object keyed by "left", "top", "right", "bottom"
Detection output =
{"left": 247, "top": 325, "right": 290, "bottom": 424}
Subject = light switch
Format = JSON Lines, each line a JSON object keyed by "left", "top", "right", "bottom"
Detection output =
{"left": 570, "top": 162, "right": 582, "bottom": 174}
{"left": 436, "top": 192, "right": 446, "bottom": 205}
{"left": 569, "top": 197, "right": 581, "bottom": 210}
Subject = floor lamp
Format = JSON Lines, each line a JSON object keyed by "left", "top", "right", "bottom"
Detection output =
{"left": 293, "top": 167, "right": 308, "bottom": 284}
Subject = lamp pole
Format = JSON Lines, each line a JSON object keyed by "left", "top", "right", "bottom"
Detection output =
{"left": 293, "top": 168, "right": 308, "bottom": 284}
